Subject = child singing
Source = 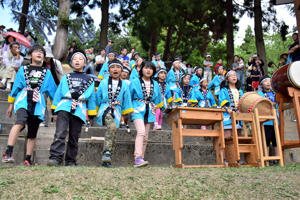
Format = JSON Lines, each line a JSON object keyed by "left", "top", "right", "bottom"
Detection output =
{"left": 130, "top": 61, "right": 163, "bottom": 167}
{"left": 258, "top": 76, "right": 279, "bottom": 165}
{"left": 47, "top": 50, "right": 97, "bottom": 167}
{"left": 95, "top": 59, "right": 133, "bottom": 168}
{"left": 2, "top": 45, "right": 57, "bottom": 166}
{"left": 219, "top": 70, "right": 244, "bottom": 163}
{"left": 153, "top": 68, "right": 172, "bottom": 130}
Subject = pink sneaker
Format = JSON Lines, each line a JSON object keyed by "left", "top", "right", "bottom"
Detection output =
{"left": 201, "top": 126, "right": 206, "bottom": 130}
{"left": 157, "top": 125, "right": 162, "bottom": 130}
{"left": 153, "top": 125, "right": 158, "bottom": 130}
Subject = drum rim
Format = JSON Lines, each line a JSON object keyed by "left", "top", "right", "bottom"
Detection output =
{"left": 271, "top": 63, "right": 291, "bottom": 93}
{"left": 238, "top": 92, "right": 264, "bottom": 113}
{"left": 287, "top": 63, "right": 300, "bottom": 89}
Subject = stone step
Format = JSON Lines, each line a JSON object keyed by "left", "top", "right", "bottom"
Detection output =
{"left": 0, "top": 123, "right": 215, "bottom": 144}
{"left": 0, "top": 101, "right": 17, "bottom": 124}
{"left": 34, "top": 141, "right": 216, "bottom": 167}
{"left": 0, "top": 89, "right": 9, "bottom": 101}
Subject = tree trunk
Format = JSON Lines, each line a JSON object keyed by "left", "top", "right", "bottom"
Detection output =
{"left": 53, "top": 0, "right": 71, "bottom": 62}
{"left": 99, "top": 0, "right": 109, "bottom": 50}
{"left": 19, "top": 0, "right": 30, "bottom": 34}
{"left": 294, "top": 0, "right": 300, "bottom": 40}
{"left": 254, "top": 0, "right": 267, "bottom": 74}
{"left": 171, "top": 31, "right": 182, "bottom": 61}
{"left": 150, "top": 27, "right": 158, "bottom": 60}
{"left": 163, "top": 26, "right": 173, "bottom": 61}
{"left": 226, "top": 0, "right": 234, "bottom": 70}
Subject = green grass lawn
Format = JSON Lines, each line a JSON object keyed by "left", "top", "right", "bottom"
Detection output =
{"left": 0, "top": 164, "right": 300, "bottom": 199}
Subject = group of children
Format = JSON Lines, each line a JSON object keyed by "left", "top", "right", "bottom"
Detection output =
{"left": 2, "top": 46, "right": 279, "bottom": 167}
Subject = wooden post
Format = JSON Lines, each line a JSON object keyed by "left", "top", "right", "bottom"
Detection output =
{"left": 294, "top": 0, "right": 300, "bottom": 36}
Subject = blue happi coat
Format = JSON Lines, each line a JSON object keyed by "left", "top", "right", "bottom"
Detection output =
{"left": 174, "top": 85, "right": 193, "bottom": 106}
{"left": 218, "top": 87, "right": 244, "bottom": 126}
{"left": 98, "top": 62, "right": 109, "bottom": 80}
{"left": 51, "top": 73, "right": 97, "bottom": 123}
{"left": 166, "top": 68, "right": 185, "bottom": 91}
{"left": 189, "top": 74, "right": 202, "bottom": 88}
{"left": 8, "top": 66, "right": 57, "bottom": 121}
{"left": 129, "top": 66, "right": 139, "bottom": 82}
{"left": 155, "top": 81, "right": 173, "bottom": 108}
{"left": 95, "top": 78, "right": 133, "bottom": 128}
{"left": 152, "top": 60, "right": 166, "bottom": 69}
{"left": 258, "top": 91, "right": 278, "bottom": 126}
{"left": 207, "top": 75, "right": 224, "bottom": 96}
{"left": 130, "top": 78, "right": 163, "bottom": 123}
{"left": 130, "top": 60, "right": 136, "bottom": 69}
{"left": 189, "top": 88, "right": 217, "bottom": 107}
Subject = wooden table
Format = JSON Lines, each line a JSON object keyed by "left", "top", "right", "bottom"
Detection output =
{"left": 167, "top": 107, "right": 227, "bottom": 168}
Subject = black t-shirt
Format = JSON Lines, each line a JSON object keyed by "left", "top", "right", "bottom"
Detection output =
{"left": 27, "top": 66, "right": 44, "bottom": 89}
{"left": 69, "top": 72, "right": 92, "bottom": 100}
{"left": 26, "top": 65, "right": 45, "bottom": 114}
{"left": 251, "top": 70, "right": 260, "bottom": 81}
{"left": 289, "top": 41, "right": 300, "bottom": 61}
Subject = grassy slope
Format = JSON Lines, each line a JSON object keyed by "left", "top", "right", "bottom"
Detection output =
{"left": 0, "top": 164, "right": 300, "bottom": 199}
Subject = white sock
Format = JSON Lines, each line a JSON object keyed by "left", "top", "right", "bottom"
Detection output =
{"left": 6, "top": 82, "right": 12, "bottom": 89}
{"left": 1, "top": 78, "right": 6, "bottom": 84}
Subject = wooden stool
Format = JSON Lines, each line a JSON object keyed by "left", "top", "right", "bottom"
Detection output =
{"left": 276, "top": 87, "right": 300, "bottom": 161}
{"left": 225, "top": 112, "right": 261, "bottom": 167}
{"left": 167, "top": 107, "right": 227, "bottom": 168}
{"left": 254, "top": 108, "right": 284, "bottom": 167}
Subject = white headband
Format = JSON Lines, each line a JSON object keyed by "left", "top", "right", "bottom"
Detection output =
{"left": 107, "top": 52, "right": 116, "bottom": 56}
{"left": 200, "top": 78, "right": 207, "bottom": 84}
{"left": 135, "top": 57, "right": 142, "bottom": 62}
{"left": 173, "top": 60, "right": 180, "bottom": 65}
{"left": 108, "top": 63, "right": 123, "bottom": 69}
{"left": 71, "top": 52, "right": 87, "bottom": 63}
{"left": 195, "top": 68, "right": 203, "bottom": 72}
{"left": 260, "top": 77, "right": 271, "bottom": 85}
{"left": 225, "top": 70, "right": 237, "bottom": 78}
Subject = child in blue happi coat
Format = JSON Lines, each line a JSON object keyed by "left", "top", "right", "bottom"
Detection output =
{"left": 130, "top": 52, "right": 140, "bottom": 69}
{"left": 129, "top": 57, "right": 143, "bottom": 82}
{"left": 189, "top": 78, "right": 217, "bottom": 130}
{"left": 95, "top": 59, "right": 133, "bottom": 168}
{"left": 174, "top": 74, "right": 193, "bottom": 106}
{"left": 152, "top": 52, "right": 165, "bottom": 69}
{"left": 98, "top": 51, "right": 118, "bottom": 80}
{"left": 189, "top": 66, "right": 203, "bottom": 88}
{"left": 166, "top": 60, "right": 185, "bottom": 92}
{"left": 153, "top": 68, "right": 172, "bottom": 130}
{"left": 258, "top": 76, "right": 279, "bottom": 165}
{"left": 219, "top": 70, "right": 244, "bottom": 163}
{"left": 207, "top": 65, "right": 225, "bottom": 97}
{"left": 2, "top": 45, "right": 57, "bottom": 166}
{"left": 130, "top": 61, "right": 163, "bottom": 167}
{"left": 47, "top": 50, "right": 97, "bottom": 167}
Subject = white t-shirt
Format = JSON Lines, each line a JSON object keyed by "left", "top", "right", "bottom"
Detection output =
{"left": 144, "top": 80, "right": 151, "bottom": 95}
{"left": 112, "top": 80, "right": 119, "bottom": 93}
{"left": 175, "top": 71, "right": 180, "bottom": 82}
{"left": 95, "top": 55, "right": 108, "bottom": 63}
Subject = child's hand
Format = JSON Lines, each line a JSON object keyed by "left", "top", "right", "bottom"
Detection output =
{"left": 179, "top": 101, "right": 183, "bottom": 104}
{"left": 227, "top": 109, "right": 232, "bottom": 114}
{"left": 53, "top": 115, "right": 58, "bottom": 121}
{"left": 6, "top": 104, "right": 13, "bottom": 118}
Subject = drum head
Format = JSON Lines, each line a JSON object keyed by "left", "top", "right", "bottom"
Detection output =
{"left": 288, "top": 61, "right": 300, "bottom": 89}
